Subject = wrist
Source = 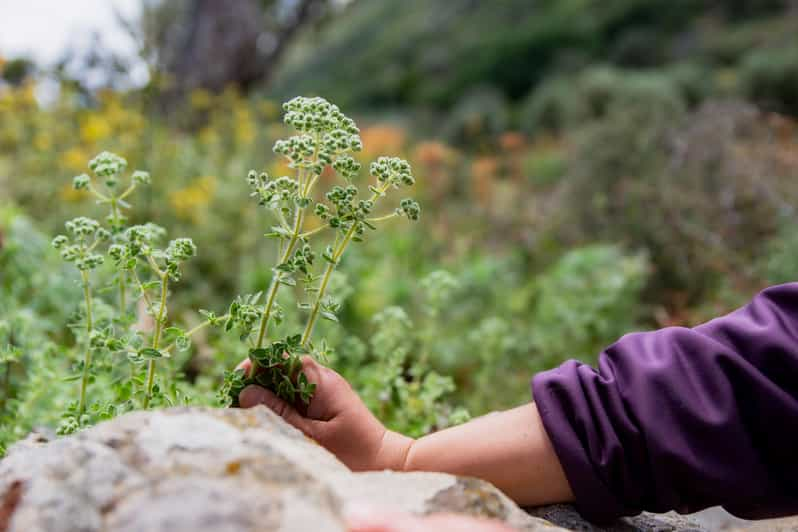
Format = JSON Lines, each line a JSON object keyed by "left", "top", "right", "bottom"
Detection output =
{"left": 374, "top": 429, "right": 415, "bottom": 471}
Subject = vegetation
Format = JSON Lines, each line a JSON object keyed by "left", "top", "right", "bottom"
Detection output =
{"left": 2, "top": 1, "right": 798, "bottom": 450}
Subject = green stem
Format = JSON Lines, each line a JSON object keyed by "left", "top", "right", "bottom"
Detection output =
{"left": 78, "top": 270, "right": 94, "bottom": 417}
{"left": 107, "top": 197, "right": 129, "bottom": 316}
{"left": 253, "top": 207, "right": 305, "bottom": 353}
{"left": 251, "top": 135, "right": 324, "bottom": 373}
{"left": 162, "top": 314, "right": 230, "bottom": 354}
{"left": 143, "top": 273, "right": 168, "bottom": 408}
{"left": 88, "top": 184, "right": 110, "bottom": 202}
{"left": 299, "top": 224, "right": 328, "bottom": 240}
{"left": 1, "top": 361, "right": 10, "bottom": 414}
{"left": 146, "top": 254, "right": 163, "bottom": 277}
{"left": 118, "top": 272, "right": 127, "bottom": 315}
{"left": 300, "top": 224, "right": 355, "bottom": 347}
{"left": 300, "top": 184, "right": 390, "bottom": 347}
{"left": 367, "top": 212, "right": 399, "bottom": 223}
{"left": 117, "top": 183, "right": 137, "bottom": 201}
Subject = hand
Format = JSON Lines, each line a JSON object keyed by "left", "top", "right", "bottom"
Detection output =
{"left": 345, "top": 507, "right": 513, "bottom": 532}
{"left": 237, "top": 356, "right": 413, "bottom": 471}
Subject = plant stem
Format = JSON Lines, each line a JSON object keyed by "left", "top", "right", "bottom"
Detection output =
{"left": 78, "top": 270, "right": 94, "bottom": 417}
{"left": 110, "top": 199, "right": 128, "bottom": 315}
{"left": 132, "top": 269, "right": 154, "bottom": 312}
{"left": 251, "top": 135, "right": 323, "bottom": 374}
{"left": 143, "top": 273, "right": 168, "bottom": 408}
{"left": 300, "top": 184, "right": 390, "bottom": 347}
{"left": 253, "top": 207, "right": 305, "bottom": 353}
{"left": 367, "top": 212, "right": 399, "bottom": 223}
{"left": 162, "top": 314, "right": 230, "bottom": 354}
{"left": 1, "top": 361, "right": 10, "bottom": 414}
{"left": 299, "top": 224, "right": 328, "bottom": 239}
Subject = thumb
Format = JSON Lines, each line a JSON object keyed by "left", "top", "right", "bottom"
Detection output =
{"left": 239, "top": 384, "right": 315, "bottom": 436}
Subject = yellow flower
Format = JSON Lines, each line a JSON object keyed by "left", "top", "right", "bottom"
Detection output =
{"left": 80, "top": 114, "right": 111, "bottom": 144}
{"left": 235, "top": 108, "right": 256, "bottom": 145}
{"left": 169, "top": 176, "right": 217, "bottom": 221}
{"left": 33, "top": 132, "right": 52, "bottom": 151}
{"left": 61, "top": 147, "right": 88, "bottom": 172}
{"left": 190, "top": 89, "right": 212, "bottom": 110}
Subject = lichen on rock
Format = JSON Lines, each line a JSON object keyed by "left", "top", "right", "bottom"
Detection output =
{"left": 0, "top": 407, "right": 710, "bottom": 532}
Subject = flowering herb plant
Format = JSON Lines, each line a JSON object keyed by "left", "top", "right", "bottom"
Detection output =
{"left": 52, "top": 151, "right": 197, "bottom": 433}
{"left": 219, "top": 96, "right": 420, "bottom": 406}
{"left": 48, "top": 96, "right": 420, "bottom": 432}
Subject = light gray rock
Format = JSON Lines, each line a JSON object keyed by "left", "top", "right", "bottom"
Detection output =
{"left": 0, "top": 407, "right": 711, "bottom": 532}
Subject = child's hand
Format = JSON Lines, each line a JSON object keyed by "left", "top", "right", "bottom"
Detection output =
{"left": 236, "top": 356, "right": 413, "bottom": 472}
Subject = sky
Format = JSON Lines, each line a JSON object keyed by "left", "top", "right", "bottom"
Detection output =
{"left": 0, "top": 0, "right": 143, "bottom": 82}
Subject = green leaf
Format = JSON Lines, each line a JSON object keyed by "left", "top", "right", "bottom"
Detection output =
{"left": 279, "top": 276, "right": 296, "bottom": 286}
{"left": 175, "top": 335, "right": 190, "bottom": 352}
{"left": 320, "top": 310, "right": 339, "bottom": 323}
{"left": 138, "top": 347, "right": 164, "bottom": 359}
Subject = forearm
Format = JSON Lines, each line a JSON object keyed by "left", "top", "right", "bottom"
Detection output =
{"left": 386, "top": 402, "right": 574, "bottom": 506}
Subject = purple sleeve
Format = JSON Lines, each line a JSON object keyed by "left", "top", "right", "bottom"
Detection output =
{"left": 532, "top": 283, "right": 798, "bottom": 523}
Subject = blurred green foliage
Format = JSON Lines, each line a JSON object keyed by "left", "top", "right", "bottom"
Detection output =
{"left": 2, "top": 0, "right": 798, "bottom": 448}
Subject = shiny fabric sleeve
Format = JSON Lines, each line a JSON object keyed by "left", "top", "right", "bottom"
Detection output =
{"left": 532, "top": 283, "right": 798, "bottom": 523}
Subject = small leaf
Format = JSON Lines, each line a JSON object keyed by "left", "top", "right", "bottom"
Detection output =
{"left": 279, "top": 275, "right": 296, "bottom": 286}
{"left": 175, "top": 335, "right": 190, "bottom": 351}
{"left": 138, "top": 347, "right": 164, "bottom": 359}
{"left": 320, "top": 310, "right": 339, "bottom": 323}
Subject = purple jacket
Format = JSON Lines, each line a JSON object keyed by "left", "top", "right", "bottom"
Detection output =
{"left": 532, "top": 283, "right": 798, "bottom": 523}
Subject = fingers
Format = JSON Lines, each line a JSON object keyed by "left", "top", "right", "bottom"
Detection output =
{"left": 345, "top": 507, "right": 514, "bottom": 532}
{"left": 301, "top": 356, "right": 354, "bottom": 421}
{"left": 239, "top": 384, "right": 315, "bottom": 437}
{"left": 235, "top": 358, "right": 251, "bottom": 372}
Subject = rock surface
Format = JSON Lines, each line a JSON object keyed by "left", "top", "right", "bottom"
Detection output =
{"left": 0, "top": 406, "right": 718, "bottom": 531}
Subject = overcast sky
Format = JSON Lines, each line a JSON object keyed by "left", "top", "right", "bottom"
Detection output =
{"left": 0, "top": 0, "right": 141, "bottom": 65}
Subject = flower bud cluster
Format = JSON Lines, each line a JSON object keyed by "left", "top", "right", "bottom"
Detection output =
{"left": 283, "top": 96, "right": 358, "bottom": 135}
{"left": 370, "top": 157, "right": 415, "bottom": 188}
{"left": 125, "top": 223, "right": 166, "bottom": 256}
{"left": 279, "top": 244, "right": 315, "bottom": 275}
{"left": 65, "top": 216, "right": 101, "bottom": 238}
{"left": 397, "top": 198, "right": 421, "bottom": 221}
{"left": 248, "top": 171, "right": 300, "bottom": 209}
{"left": 73, "top": 174, "right": 90, "bottom": 190}
{"left": 227, "top": 295, "right": 263, "bottom": 337}
{"left": 331, "top": 154, "right": 361, "bottom": 182}
{"left": 131, "top": 170, "right": 151, "bottom": 185}
{"left": 73, "top": 151, "right": 151, "bottom": 197}
{"left": 52, "top": 229, "right": 106, "bottom": 272}
{"left": 88, "top": 151, "right": 128, "bottom": 187}
{"left": 275, "top": 96, "right": 362, "bottom": 179}
{"left": 164, "top": 238, "right": 197, "bottom": 281}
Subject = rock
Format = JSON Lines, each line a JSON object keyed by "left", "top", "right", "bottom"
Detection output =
{"left": 0, "top": 406, "right": 709, "bottom": 532}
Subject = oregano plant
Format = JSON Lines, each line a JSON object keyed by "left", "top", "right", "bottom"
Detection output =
{"left": 46, "top": 96, "right": 422, "bottom": 434}
{"left": 52, "top": 151, "right": 197, "bottom": 433}
{"left": 219, "top": 96, "right": 420, "bottom": 406}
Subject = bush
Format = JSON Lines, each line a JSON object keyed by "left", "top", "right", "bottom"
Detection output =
{"left": 518, "top": 66, "right": 687, "bottom": 135}
{"left": 443, "top": 86, "right": 510, "bottom": 147}
{"left": 741, "top": 44, "right": 798, "bottom": 116}
{"left": 530, "top": 245, "right": 650, "bottom": 366}
{"left": 559, "top": 100, "right": 798, "bottom": 302}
